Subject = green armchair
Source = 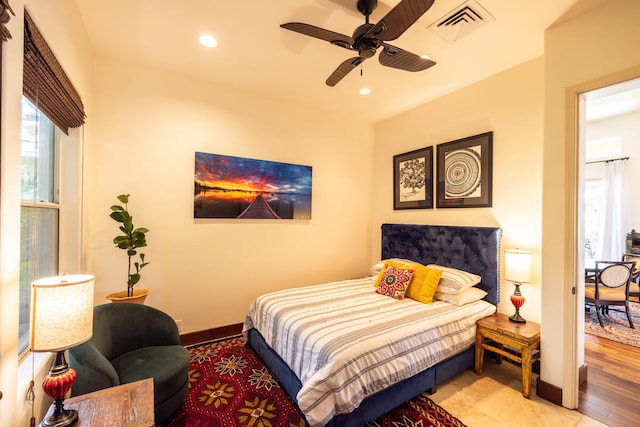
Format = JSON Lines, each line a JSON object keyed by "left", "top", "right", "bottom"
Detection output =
{"left": 68, "top": 303, "right": 190, "bottom": 423}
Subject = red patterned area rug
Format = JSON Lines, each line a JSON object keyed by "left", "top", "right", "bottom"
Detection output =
{"left": 168, "top": 336, "right": 466, "bottom": 427}
{"left": 584, "top": 301, "right": 640, "bottom": 348}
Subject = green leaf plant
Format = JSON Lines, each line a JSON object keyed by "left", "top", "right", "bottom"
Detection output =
{"left": 110, "top": 194, "right": 150, "bottom": 297}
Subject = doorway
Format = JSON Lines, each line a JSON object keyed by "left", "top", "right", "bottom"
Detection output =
{"left": 577, "top": 77, "right": 640, "bottom": 424}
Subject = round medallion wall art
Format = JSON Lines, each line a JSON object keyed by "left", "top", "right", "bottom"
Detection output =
{"left": 444, "top": 148, "right": 482, "bottom": 198}
{"left": 436, "top": 131, "right": 493, "bottom": 208}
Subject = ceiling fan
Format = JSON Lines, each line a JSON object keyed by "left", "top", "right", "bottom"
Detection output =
{"left": 281, "top": 0, "right": 436, "bottom": 87}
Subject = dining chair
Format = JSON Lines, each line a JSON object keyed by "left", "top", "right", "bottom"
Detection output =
{"left": 584, "top": 260, "right": 636, "bottom": 329}
{"left": 621, "top": 253, "right": 640, "bottom": 303}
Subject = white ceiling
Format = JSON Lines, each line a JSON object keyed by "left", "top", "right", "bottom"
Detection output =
{"left": 585, "top": 78, "right": 640, "bottom": 122}
{"left": 76, "top": 0, "right": 592, "bottom": 124}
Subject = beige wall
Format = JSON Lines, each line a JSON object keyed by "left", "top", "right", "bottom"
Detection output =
{"left": 0, "top": 3, "right": 23, "bottom": 424}
{"left": 371, "top": 58, "right": 544, "bottom": 322}
{"left": 84, "top": 55, "right": 374, "bottom": 334}
{"left": 542, "top": 0, "right": 640, "bottom": 407}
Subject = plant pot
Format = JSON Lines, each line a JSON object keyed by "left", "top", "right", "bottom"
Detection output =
{"left": 106, "top": 289, "right": 152, "bottom": 304}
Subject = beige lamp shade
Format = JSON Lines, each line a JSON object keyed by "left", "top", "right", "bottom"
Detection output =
{"left": 30, "top": 274, "right": 94, "bottom": 352}
{"left": 504, "top": 249, "right": 532, "bottom": 284}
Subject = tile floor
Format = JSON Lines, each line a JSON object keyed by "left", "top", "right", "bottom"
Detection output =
{"left": 429, "top": 361, "right": 606, "bottom": 427}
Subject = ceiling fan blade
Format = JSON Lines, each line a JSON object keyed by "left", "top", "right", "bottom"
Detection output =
{"left": 379, "top": 44, "right": 435, "bottom": 71}
{"left": 281, "top": 22, "right": 354, "bottom": 50}
{"left": 326, "top": 57, "right": 365, "bottom": 86}
{"left": 366, "top": 0, "right": 435, "bottom": 41}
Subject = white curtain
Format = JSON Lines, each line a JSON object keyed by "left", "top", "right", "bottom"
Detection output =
{"left": 597, "top": 159, "right": 630, "bottom": 260}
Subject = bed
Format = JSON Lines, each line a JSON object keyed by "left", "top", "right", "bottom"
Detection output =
{"left": 243, "top": 223, "right": 502, "bottom": 427}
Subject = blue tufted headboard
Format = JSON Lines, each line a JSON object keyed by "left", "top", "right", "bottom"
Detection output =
{"left": 381, "top": 224, "right": 502, "bottom": 305}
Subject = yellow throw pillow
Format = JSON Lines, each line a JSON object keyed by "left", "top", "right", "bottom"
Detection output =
{"left": 406, "top": 267, "right": 443, "bottom": 304}
{"left": 374, "top": 259, "right": 415, "bottom": 286}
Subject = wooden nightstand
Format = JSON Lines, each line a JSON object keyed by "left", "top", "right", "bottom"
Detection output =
{"left": 42, "top": 378, "right": 154, "bottom": 426}
{"left": 474, "top": 313, "right": 540, "bottom": 398}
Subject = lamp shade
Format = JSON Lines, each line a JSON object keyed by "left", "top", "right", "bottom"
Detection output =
{"left": 504, "top": 249, "right": 532, "bottom": 284}
{"left": 30, "top": 274, "right": 94, "bottom": 352}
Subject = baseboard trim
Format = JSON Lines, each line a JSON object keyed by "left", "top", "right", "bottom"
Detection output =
{"left": 536, "top": 365, "right": 587, "bottom": 404}
{"left": 536, "top": 377, "right": 563, "bottom": 406}
{"left": 579, "top": 363, "right": 588, "bottom": 386}
{"left": 180, "top": 323, "right": 243, "bottom": 346}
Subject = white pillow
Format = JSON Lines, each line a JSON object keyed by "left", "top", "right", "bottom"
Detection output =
{"left": 370, "top": 261, "right": 386, "bottom": 276}
{"left": 427, "top": 264, "right": 481, "bottom": 295}
{"left": 435, "top": 287, "right": 487, "bottom": 306}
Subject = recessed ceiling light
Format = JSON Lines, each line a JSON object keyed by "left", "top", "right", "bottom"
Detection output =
{"left": 359, "top": 88, "right": 372, "bottom": 95}
{"left": 199, "top": 34, "right": 218, "bottom": 48}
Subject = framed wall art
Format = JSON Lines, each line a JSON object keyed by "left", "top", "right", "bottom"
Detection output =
{"left": 393, "top": 146, "right": 433, "bottom": 210}
{"left": 436, "top": 132, "right": 493, "bottom": 208}
{"left": 194, "top": 152, "right": 312, "bottom": 219}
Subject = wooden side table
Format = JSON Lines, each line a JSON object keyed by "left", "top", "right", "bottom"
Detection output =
{"left": 43, "top": 378, "right": 154, "bottom": 426}
{"left": 474, "top": 313, "right": 540, "bottom": 398}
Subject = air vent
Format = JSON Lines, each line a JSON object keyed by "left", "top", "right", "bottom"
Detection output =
{"left": 428, "top": 0, "right": 495, "bottom": 43}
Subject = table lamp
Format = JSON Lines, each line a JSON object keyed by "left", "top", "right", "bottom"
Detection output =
{"left": 30, "top": 274, "right": 94, "bottom": 427}
{"left": 504, "top": 249, "right": 531, "bottom": 323}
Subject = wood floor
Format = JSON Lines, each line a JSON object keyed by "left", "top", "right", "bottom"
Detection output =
{"left": 578, "top": 333, "right": 640, "bottom": 427}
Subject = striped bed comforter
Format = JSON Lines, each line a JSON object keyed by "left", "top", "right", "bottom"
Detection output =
{"left": 242, "top": 277, "right": 496, "bottom": 426}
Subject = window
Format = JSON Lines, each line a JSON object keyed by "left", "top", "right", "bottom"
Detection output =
{"left": 18, "top": 97, "right": 60, "bottom": 354}
{"left": 19, "top": 9, "right": 86, "bottom": 355}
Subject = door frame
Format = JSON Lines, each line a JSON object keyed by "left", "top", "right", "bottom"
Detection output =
{"left": 567, "top": 66, "right": 640, "bottom": 407}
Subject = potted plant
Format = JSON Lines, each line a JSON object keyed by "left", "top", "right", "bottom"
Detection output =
{"left": 106, "top": 194, "right": 151, "bottom": 303}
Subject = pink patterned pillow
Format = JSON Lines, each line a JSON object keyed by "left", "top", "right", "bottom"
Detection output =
{"left": 375, "top": 265, "right": 415, "bottom": 300}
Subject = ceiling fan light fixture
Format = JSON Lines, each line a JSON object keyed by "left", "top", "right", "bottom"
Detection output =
{"left": 280, "top": 0, "right": 437, "bottom": 87}
{"left": 359, "top": 88, "right": 372, "bottom": 96}
{"left": 198, "top": 34, "right": 218, "bottom": 48}
{"left": 420, "top": 54, "right": 432, "bottom": 60}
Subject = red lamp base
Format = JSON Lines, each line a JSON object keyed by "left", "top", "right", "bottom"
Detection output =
{"left": 40, "top": 351, "right": 78, "bottom": 427}
{"left": 509, "top": 283, "right": 526, "bottom": 323}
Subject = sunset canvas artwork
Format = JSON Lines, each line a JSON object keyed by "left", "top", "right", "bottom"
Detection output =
{"left": 194, "top": 152, "right": 312, "bottom": 219}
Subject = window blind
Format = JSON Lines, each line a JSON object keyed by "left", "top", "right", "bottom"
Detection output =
{"left": 1, "top": 0, "right": 15, "bottom": 42}
{"left": 23, "top": 10, "right": 85, "bottom": 134}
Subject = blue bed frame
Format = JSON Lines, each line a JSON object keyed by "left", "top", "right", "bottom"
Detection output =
{"left": 247, "top": 223, "right": 502, "bottom": 427}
